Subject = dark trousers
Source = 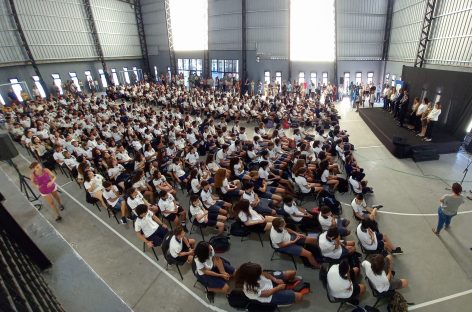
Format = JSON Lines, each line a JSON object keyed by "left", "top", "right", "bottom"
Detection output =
{"left": 425, "top": 121, "right": 436, "bottom": 138}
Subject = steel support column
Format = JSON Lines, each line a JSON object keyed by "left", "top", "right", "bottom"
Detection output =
{"left": 333, "top": 0, "right": 338, "bottom": 87}
{"left": 241, "top": 0, "right": 247, "bottom": 82}
{"left": 134, "top": 0, "right": 151, "bottom": 80}
{"left": 381, "top": 0, "right": 394, "bottom": 85}
{"left": 83, "top": 0, "right": 107, "bottom": 72}
{"left": 287, "top": 0, "right": 291, "bottom": 83}
{"left": 414, "top": 0, "right": 438, "bottom": 68}
{"left": 7, "top": 0, "right": 46, "bottom": 95}
{"left": 203, "top": 1, "right": 210, "bottom": 79}
{"left": 164, "top": 0, "right": 177, "bottom": 76}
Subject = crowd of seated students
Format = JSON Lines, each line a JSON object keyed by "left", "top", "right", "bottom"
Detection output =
{"left": 3, "top": 78, "right": 408, "bottom": 306}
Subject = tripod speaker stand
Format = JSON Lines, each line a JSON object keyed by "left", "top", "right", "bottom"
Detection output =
{"left": 0, "top": 133, "right": 42, "bottom": 210}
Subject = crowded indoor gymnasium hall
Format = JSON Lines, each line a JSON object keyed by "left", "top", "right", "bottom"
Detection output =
{"left": 0, "top": 0, "right": 471, "bottom": 312}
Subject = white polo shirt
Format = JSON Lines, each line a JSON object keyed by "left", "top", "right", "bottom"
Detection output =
{"left": 200, "top": 189, "right": 216, "bottom": 207}
{"left": 158, "top": 194, "right": 176, "bottom": 217}
{"left": 243, "top": 275, "right": 273, "bottom": 303}
{"left": 356, "top": 223, "right": 378, "bottom": 251}
{"left": 318, "top": 213, "right": 334, "bottom": 232}
{"left": 169, "top": 235, "right": 183, "bottom": 258}
{"left": 270, "top": 227, "right": 291, "bottom": 249}
{"left": 283, "top": 203, "right": 303, "bottom": 222}
{"left": 127, "top": 191, "right": 145, "bottom": 211}
{"left": 134, "top": 211, "right": 159, "bottom": 238}
{"left": 318, "top": 232, "right": 342, "bottom": 259}
{"left": 185, "top": 152, "right": 199, "bottom": 166}
{"left": 327, "top": 264, "right": 353, "bottom": 298}
{"left": 351, "top": 198, "right": 367, "bottom": 215}
{"left": 362, "top": 260, "right": 389, "bottom": 293}
{"left": 242, "top": 191, "right": 256, "bottom": 205}
{"left": 195, "top": 246, "right": 215, "bottom": 275}
{"left": 238, "top": 208, "right": 263, "bottom": 223}
{"left": 295, "top": 176, "right": 311, "bottom": 193}
{"left": 103, "top": 185, "right": 120, "bottom": 207}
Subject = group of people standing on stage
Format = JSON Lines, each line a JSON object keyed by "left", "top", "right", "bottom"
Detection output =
{"left": 382, "top": 86, "right": 441, "bottom": 142}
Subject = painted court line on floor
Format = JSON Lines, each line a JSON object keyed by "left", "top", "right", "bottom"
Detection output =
{"left": 60, "top": 181, "right": 73, "bottom": 187}
{"left": 409, "top": 289, "right": 472, "bottom": 310}
{"left": 17, "top": 153, "right": 227, "bottom": 312}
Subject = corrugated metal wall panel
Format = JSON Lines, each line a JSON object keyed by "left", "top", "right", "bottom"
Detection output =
{"left": 337, "top": 0, "right": 387, "bottom": 61}
{"left": 246, "top": 0, "right": 288, "bottom": 58}
{"left": 91, "top": 0, "right": 141, "bottom": 58}
{"left": 0, "top": 0, "right": 28, "bottom": 65}
{"left": 388, "top": 0, "right": 426, "bottom": 62}
{"left": 425, "top": 0, "right": 472, "bottom": 67}
{"left": 14, "top": 0, "right": 97, "bottom": 61}
{"left": 208, "top": 0, "right": 241, "bottom": 51}
{"left": 142, "top": 0, "right": 167, "bottom": 55}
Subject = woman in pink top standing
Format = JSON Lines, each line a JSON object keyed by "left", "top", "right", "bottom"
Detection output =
{"left": 29, "top": 161, "right": 65, "bottom": 221}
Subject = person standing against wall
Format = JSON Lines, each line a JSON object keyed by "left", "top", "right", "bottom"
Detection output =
{"left": 432, "top": 183, "right": 464, "bottom": 235}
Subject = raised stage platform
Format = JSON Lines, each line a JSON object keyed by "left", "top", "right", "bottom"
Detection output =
{"left": 359, "top": 108, "right": 462, "bottom": 159}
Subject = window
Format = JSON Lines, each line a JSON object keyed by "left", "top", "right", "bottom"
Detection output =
{"left": 367, "top": 72, "right": 374, "bottom": 84}
{"left": 210, "top": 59, "right": 239, "bottom": 79}
{"left": 32, "top": 76, "right": 46, "bottom": 98}
{"left": 123, "top": 67, "right": 131, "bottom": 84}
{"left": 391, "top": 75, "right": 396, "bottom": 87}
{"left": 51, "top": 74, "right": 63, "bottom": 95}
{"left": 275, "top": 72, "right": 282, "bottom": 86}
{"left": 111, "top": 68, "right": 119, "bottom": 85}
{"left": 355, "top": 72, "right": 362, "bottom": 85}
{"left": 264, "top": 71, "right": 271, "bottom": 85}
{"left": 84, "top": 71, "right": 93, "bottom": 83}
{"left": 98, "top": 69, "right": 108, "bottom": 88}
{"left": 169, "top": 0, "right": 208, "bottom": 51}
{"left": 344, "top": 72, "right": 350, "bottom": 89}
{"left": 291, "top": 0, "right": 335, "bottom": 62}
{"left": 298, "top": 72, "right": 305, "bottom": 84}
{"left": 9, "top": 78, "right": 24, "bottom": 101}
{"left": 132, "top": 67, "right": 139, "bottom": 82}
{"left": 69, "top": 72, "right": 81, "bottom": 91}
{"left": 310, "top": 73, "right": 317, "bottom": 85}
{"left": 322, "top": 72, "right": 328, "bottom": 85}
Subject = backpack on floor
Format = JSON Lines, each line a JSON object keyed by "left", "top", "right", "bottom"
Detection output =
{"left": 227, "top": 289, "right": 250, "bottom": 309}
{"left": 209, "top": 234, "right": 230, "bottom": 253}
{"left": 337, "top": 177, "right": 349, "bottom": 193}
{"left": 387, "top": 292, "right": 409, "bottom": 312}
{"left": 319, "top": 194, "right": 342, "bottom": 215}
{"left": 230, "top": 220, "right": 251, "bottom": 237}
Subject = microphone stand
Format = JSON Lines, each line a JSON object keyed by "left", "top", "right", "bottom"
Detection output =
{"left": 4, "top": 159, "right": 42, "bottom": 210}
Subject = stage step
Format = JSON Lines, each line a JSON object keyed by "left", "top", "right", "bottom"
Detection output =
{"left": 411, "top": 146, "right": 440, "bottom": 162}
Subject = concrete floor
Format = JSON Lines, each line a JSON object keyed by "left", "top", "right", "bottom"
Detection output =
{"left": 1, "top": 98, "right": 472, "bottom": 311}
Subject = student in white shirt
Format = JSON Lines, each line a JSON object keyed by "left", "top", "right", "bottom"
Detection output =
{"left": 282, "top": 196, "right": 318, "bottom": 230}
{"left": 185, "top": 146, "right": 200, "bottom": 166}
{"left": 318, "top": 205, "right": 350, "bottom": 236}
{"left": 231, "top": 157, "right": 250, "bottom": 181}
{"left": 234, "top": 199, "right": 274, "bottom": 232}
{"left": 356, "top": 219, "right": 402, "bottom": 254}
{"left": 424, "top": 102, "right": 442, "bottom": 142}
{"left": 127, "top": 187, "right": 158, "bottom": 216}
{"left": 194, "top": 241, "right": 235, "bottom": 294}
{"left": 83, "top": 170, "right": 107, "bottom": 209}
{"left": 270, "top": 218, "right": 320, "bottom": 268}
{"left": 189, "top": 195, "right": 227, "bottom": 234}
{"left": 235, "top": 262, "right": 304, "bottom": 305}
{"left": 200, "top": 180, "right": 231, "bottom": 213}
{"left": 151, "top": 170, "right": 176, "bottom": 196}
{"left": 242, "top": 182, "right": 276, "bottom": 216}
{"left": 168, "top": 226, "right": 196, "bottom": 264}
{"left": 135, "top": 204, "right": 168, "bottom": 247}
{"left": 351, "top": 194, "right": 381, "bottom": 221}
{"left": 327, "top": 259, "right": 365, "bottom": 301}
{"left": 294, "top": 168, "right": 324, "bottom": 194}
{"left": 102, "top": 181, "right": 128, "bottom": 224}
{"left": 131, "top": 169, "right": 155, "bottom": 203}
{"left": 318, "top": 228, "right": 356, "bottom": 260}
{"left": 158, "top": 190, "right": 187, "bottom": 229}
{"left": 362, "top": 254, "right": 408, "bottom": 293}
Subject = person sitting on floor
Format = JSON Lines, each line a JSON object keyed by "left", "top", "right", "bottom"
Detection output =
{"left": 270, "top": 217, "right": 320, "bottom": 269}
{"left": 235, "top": 262, "right": 306, "bottom": 306}
{"left": 362, "top": 254, "right": 408, "bottom": 293}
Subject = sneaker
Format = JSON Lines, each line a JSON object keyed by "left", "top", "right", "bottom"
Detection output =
{"left": 372, "top": 204, "right": 383, "bottom": 209}
{"left": 206, "top": 291, "right": 215, "bottom": 303}
{"left": 391, "top": 247, "right": 403, "bottom": 254}
{"left": 55, "top": 216, "right": 62, "bottom": 222}
{"left": 60, "top": 205, "right": 65, "bottom": 211}
{"left": 424, "top": 138, "right": 432, "bottom": 142}
{"left": 121, "top": 217, "right": 128, "bottom": 224}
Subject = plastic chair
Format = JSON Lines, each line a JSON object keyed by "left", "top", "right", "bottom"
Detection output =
{"left": 366, "top": 276, "right": 395, "bottom": 307}
{"left": 161, "top": 233, "right": 185, "bottom": 280}
{"left": 269, "top": 237, "right": 297, "bottom": 269}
